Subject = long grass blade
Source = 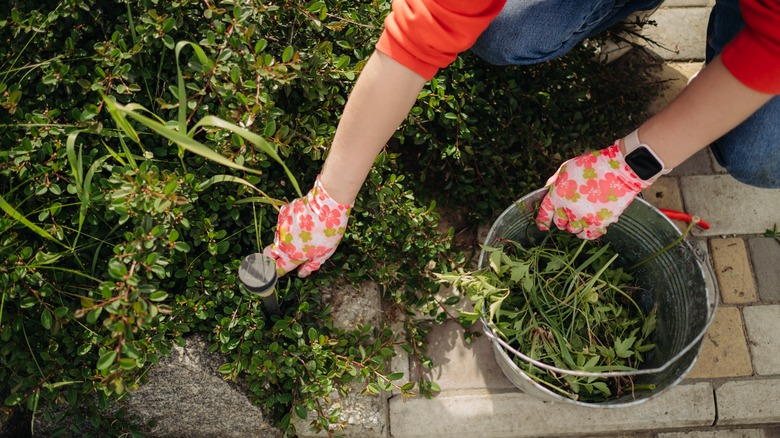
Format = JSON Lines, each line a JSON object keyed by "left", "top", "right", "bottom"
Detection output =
{"left": 105, "top": 96, "right": 140, "bottom": 144}
{"left": 75, "top": 155, "right": 110, "bottom": 248}
{"left": 197, "top": 175, "right": 283, "bottom": 211}
{"left": 65, "top": 132, "right": 83, "bottom": 190}
{"left": 194, "top": 116, "right": 302, "bottom": 197}
{"left": 174, "top": 41, "right": 215, "bottom": 134}
{"left": 0, "top": 195, "right": 67, "bottom": 248}
{"left": 107, "top": 99, "right": 282, "bottom": 182}
{"left": 233, "top": 196, "right": 286, "bottom": 207}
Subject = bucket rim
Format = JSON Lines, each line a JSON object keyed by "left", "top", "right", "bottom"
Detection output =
{"left": 477, "top": 188, "right": 719, "bottom": 379}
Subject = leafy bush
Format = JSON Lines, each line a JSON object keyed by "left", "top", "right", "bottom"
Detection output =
{"left": 0, "top": 0, "right": 657, "bottom": 435}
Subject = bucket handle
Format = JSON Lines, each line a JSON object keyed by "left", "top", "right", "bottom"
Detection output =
{"left": 481, "top": 240, "right": 719, "bottom": 378}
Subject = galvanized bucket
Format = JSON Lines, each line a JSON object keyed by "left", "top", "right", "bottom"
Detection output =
{"left": 478, "top": 188, "right": 718, "bottom": 407}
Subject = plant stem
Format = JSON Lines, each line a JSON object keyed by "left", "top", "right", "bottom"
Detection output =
{"left": 628, "top": 220, "right": 695, "bottom": 272}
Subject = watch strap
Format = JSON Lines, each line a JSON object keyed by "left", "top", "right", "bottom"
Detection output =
{"left": 623, "top": 129, "right": 671, "bottom": 176}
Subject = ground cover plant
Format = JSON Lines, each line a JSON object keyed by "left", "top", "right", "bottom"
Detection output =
{"left": 1, "top": 0, "right": 660, "bottom": 435}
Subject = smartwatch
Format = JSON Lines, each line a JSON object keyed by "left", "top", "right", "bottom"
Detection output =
{"left": 623, "top": 130, "right": 671, "bottom": 181}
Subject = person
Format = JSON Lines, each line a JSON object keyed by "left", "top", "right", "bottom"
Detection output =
{"left": 264, "top": 0, "right": 780, "bottom": 277}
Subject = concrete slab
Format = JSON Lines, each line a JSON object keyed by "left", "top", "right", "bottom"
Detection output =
{"left": 709, "top": 238, "right": 758, "bottom": 304}
{"left": 672, "top": 149, "right": 716, "bottom": 177}
{"left": 646, "top": 61, "right": 704, "bottom": 115}
{"left": 679, "top": 175, "right": 780, "bottom": 237}
{"left": 641, "top": 7, "right": 710, "bottom": 61}
{"left": 389, "top": 383, "right": 715, "bottom": 438}
{"left": 658, "top": 429, "right": 767, "bottom": 438}
{"left": 716, "top": 379, "right": 780, "bottom": 426}
{"left": 641, "top": 176, "right": 689, "bottom": 231}
{"left": 686, "top": 306, "right": 753, "bottom": 379}
{"left": 643, "top": 176, "right": 684, "bottom": 211}
{"left": 743, "top": 305, "right": 780, "bottom": 376}
{"left": 419, "top": 321, "right": 515, "bottom": 392}
{"left": 661, "top": 0, "right": 715, "bottom": 7}
{"left": 747, "top": 237, "right": 780, "bottom": 302}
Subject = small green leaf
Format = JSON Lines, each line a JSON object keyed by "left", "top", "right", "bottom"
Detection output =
{"left": 282, "top": 45, "right": 294, "bottom": 63}
{"left": 86, "top": 307, "right": 102, "bottom": 324}
{"left": 97, "top": 350, "right": 117, "bottom": 370}
{"left": 387, "top": 372, "right": 404, "bottom": 381}
{"left": 218, "top": 363, "right": 235, "bottom": 374}
{"left": 443, "top": 296, "right": 460, "bottom": 305}
{"left": 4, "top": 393, "right": 24, "bottom": 406}
{"left": 294, "top": 404, "right": 307, "bottom": 419}
{"left": 149, "top": 291, "right": 169, "bottom": 302}
{"left": 40, "top": 309, "right": 53, "bottom": 330}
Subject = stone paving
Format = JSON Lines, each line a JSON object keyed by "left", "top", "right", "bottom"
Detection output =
{"left": 298, "top": 2, "right": 780, "bottom": 437}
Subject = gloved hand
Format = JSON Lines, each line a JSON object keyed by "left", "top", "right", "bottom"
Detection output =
{"left": 264, "top": 176, "right": 352, "bottom": 277}
{"left": 535, "top": 141, "right": 658, "bottom": 240}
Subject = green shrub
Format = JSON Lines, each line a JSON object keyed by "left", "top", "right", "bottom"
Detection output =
{"left": 1, "top": 0, "right": 657, "bottom": 435}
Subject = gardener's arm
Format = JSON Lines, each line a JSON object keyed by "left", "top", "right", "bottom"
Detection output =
{"left": 538, "top": 0, "right": 780, "bottom": 239}
{"left": 321, "top": 0, "right": 507, "bottom": 203}
{"left": 319, "top": 52, "right": 427, "bottom": 205}
{"left": 626, "top": 55, "right": 773, "bottom": 167}
{"left": 265, "top": 0, "right": 506, "bottom": 277}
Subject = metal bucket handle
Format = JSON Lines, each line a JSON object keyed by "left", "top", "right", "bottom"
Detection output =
{"left": 479, "top": 194, "right": 720, "bottom": 379}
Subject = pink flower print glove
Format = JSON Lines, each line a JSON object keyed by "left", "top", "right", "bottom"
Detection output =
{"left": 264, "top": 176, "right": 352, "bottom": 278}
{"left": 535, "top": 141, "right": 657, "bottom": 240}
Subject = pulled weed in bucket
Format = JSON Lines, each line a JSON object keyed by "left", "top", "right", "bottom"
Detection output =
{"left": 438, "top": 229, "right": 657, "bottom": 402}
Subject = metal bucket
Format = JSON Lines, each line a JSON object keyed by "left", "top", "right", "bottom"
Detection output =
{"left": 478, "top": 188, "right": 718, "bottom": 407}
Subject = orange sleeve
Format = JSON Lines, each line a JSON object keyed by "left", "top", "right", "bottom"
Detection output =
{"left": 375, "top": 0, "right": 506, "bottom": 80}
{"left": 721, "top": 0, "right": 780, "bottom": 94}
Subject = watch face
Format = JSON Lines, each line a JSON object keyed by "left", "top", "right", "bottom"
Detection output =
{"left": 625, "top": 146, "right": 663, "bottom": 180}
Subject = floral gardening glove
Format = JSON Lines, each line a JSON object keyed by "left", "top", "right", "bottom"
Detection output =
{"left": 536, "top": 141, "right": 658, "bottom": 240}
{"left": 264, "top": 176, "right": 352, "bottom": 277}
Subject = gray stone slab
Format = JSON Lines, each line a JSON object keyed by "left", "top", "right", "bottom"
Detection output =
{"left": 716, "top": 379, "right": 780, "bottom": 426}
{"left": 679, "top": 175, "right": 780, "bottom": 237}
{"left": 641, "top": 7, "right": 710, "bottom": 61}
{"left": 747, "top": 237, "right": 780, "bottom": 302}
{"left": 389, "top": 383, "right": 714, "bottom": 438}
{"left": 743, "top": 305, "right": 780, "bottom": 376}
{"left": 123, "top": 335, "right": 279, "bottom": 438}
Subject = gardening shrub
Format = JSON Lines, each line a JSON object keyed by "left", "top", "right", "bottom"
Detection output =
{"left": 0, "top": 0, "right": 658, "bottom": 435}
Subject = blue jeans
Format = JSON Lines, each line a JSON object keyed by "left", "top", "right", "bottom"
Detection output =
{"left": 706, "top": 0, "right": 780, "bottom": 188}
{"left": 472, "top": 0, "right": 780, "bottom": 188}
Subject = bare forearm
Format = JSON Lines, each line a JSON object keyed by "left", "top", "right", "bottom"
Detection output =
{"left": 626, "top": 56, "right": 774, "bottom": 167}
{"left": 320, "top": 51, "right": 427, "bottom": 204}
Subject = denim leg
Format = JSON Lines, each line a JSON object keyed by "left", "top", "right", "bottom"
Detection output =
{"left": 706, "top": 0, "right": 780, "bottom": 188}
{"left": 471, "top": 0, "right": 663, "bottom": 66}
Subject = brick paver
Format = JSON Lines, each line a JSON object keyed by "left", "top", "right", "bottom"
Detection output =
{"left": 686, "top": 306, "right": 753, "bottom": 379}
{"left": 709, "top": 238, "right": 759, "bottom": 304}
{"left": 747, "top": 237, "right": 780, "bottom": 302}
{"left": 743, "top": 305, "right": 780, "bottom": 376}
{"left": 717, "top": 379, "right": 780, "bottom": 426}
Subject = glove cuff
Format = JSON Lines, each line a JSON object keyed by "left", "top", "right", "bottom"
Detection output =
{"left": 312, "top": 175, "right": 355, "bottom": 210}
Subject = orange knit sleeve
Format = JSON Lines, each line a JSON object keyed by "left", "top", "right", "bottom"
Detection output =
{"left": 721, "top": 0, "right": 780, "bottom": 94}
{"left": 375, "top": 0, "right": 506, "bottom": 80}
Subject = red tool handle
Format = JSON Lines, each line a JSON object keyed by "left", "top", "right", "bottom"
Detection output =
{"left": 659, "top": 208, "right": 711, "bottom": 230}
